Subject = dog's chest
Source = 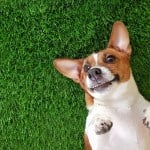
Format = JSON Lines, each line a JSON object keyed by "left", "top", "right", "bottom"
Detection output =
{"left": 85, "top": 100, "right": 150, "bottom": 150}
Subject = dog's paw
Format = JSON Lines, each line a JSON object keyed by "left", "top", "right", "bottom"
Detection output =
{"left": 94, "top": 118, "right": 113, "bottom": 135}
{"left": 143, "top": 107, "right": 150, "bottom": 129}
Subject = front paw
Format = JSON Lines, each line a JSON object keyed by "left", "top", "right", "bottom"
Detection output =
{"left": 143, "top": 107, "right": 150, "bottom": 129}
{"left": 94, "top": 118, "right": 113, "bottom": 135}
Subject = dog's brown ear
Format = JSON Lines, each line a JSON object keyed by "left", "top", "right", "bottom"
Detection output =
{"left": 108, "top": 21, "right": 131, "bottom": 55}
{"left": 53, "top": 58, "right": 83, "bottom": 83}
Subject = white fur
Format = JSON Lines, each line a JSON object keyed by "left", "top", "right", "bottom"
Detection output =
{"left": 92, "top": 53, "right": 98, "bottom": 65}
{"left": 85, "top": 73, "right": 150, "bottom": 150}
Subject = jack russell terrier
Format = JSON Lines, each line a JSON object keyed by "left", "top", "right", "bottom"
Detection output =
{"left": 53, "top": 21, "right": 150, "bottom": 150}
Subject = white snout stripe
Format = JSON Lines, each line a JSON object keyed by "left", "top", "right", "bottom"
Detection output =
{"left": 92, "top": 53, "right": 98, "bottom": 65}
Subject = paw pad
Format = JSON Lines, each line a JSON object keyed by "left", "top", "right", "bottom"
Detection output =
{"left": 94, "top": 118, "right": 113, "bottom": 135}
{"left": 143, "top": 107, "right": 150, "bottom": 129}
{"left": 143, "top": 117, "right": 150, "bottom": 129}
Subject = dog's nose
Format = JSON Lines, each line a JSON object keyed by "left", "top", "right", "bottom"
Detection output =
{"left": 88, "top": 68, "right": 102, "bottom": 81}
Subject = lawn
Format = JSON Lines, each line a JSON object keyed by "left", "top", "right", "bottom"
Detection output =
{"left": 0, "top": 0, "right": 150, "bottom": 149}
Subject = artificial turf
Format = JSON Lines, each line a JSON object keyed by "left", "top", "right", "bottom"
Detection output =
{"left": 0, "top": 0, "right": 150, "bottom": 149}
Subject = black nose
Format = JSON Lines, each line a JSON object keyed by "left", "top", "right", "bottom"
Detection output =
{"left": 88, "top": 68, "right": 102, "bottom": 81}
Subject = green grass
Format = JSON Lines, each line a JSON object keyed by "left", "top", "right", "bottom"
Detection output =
{"left": 0, "top": 0, "right": 150, "bottom": 149}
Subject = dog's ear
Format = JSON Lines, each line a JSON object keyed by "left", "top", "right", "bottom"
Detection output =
{"left": 107, "top": 21, "right": 131, "bottom": 55}
{"left": 53, "top": 58, "right": 83, "bottom": 83}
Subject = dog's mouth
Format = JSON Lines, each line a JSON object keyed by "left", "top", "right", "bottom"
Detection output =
{"left": 89, "top": 75, "right": 119, "bottom": 91}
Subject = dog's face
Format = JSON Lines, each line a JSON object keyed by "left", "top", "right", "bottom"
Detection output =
{"left": 54, "top": 21, "right": 131, "bottom": 99}
{"left": 81, "top": 48, "right": 130, "bottom": 98}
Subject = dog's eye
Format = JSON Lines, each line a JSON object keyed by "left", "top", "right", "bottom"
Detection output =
{"left": 84, "top": 64, "right": 91, "bottom": 72}
{"left": 104, "top": 55, "right": 116, "bottom": 63}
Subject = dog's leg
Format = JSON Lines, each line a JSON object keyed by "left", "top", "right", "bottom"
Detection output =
{"left": 94, "top": 117, "right": 113, "bottom": 135}
{"left": 84, "top": 134, "right": 92, "bottom": 150}
{"left": 143, "top": 106, "right": 150, "bottom": 129}
{"left": 85, "top": 92, "right": 94, "bottom": 110}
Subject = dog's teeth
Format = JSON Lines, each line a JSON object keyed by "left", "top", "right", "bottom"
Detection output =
{"left": 90, "top": 80, "right": 113, "bottom": 90}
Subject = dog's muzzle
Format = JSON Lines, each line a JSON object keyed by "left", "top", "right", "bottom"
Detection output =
{"left": 87, "top": 67, "right": 119, "bottom": 91}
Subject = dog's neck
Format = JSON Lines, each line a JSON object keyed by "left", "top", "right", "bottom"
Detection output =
{"left": 93, "top": 73, "right": 140, "bottom": 109}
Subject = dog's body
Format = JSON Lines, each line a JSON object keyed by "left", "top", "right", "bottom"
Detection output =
{"left": 54, "top": 21, "right": 150, "bottom": 150}
{"left": 85, "top": 74, "right": 150, "bottom": 150}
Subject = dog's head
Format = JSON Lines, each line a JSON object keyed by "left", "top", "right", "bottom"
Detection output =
{"left": 54, "top": 21, "right": 131, "bottom": 99}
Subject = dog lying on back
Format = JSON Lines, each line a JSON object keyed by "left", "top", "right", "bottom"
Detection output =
{"left": 54, "top": 21, "right": 150, "bottom": 150}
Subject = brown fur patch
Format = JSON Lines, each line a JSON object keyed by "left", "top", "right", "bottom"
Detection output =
{"left": 97, "top": 48, "right": 130, "bottom": 82}
{"left": 85, "top": 92, "right": 94, "bottom": 107}
{"left": 84, "top": 134, "right": 92, "bottom": 150}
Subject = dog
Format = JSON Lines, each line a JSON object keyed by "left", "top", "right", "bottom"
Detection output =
{"left": 53, "top": 21, "right": 150, "bottom": 150}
